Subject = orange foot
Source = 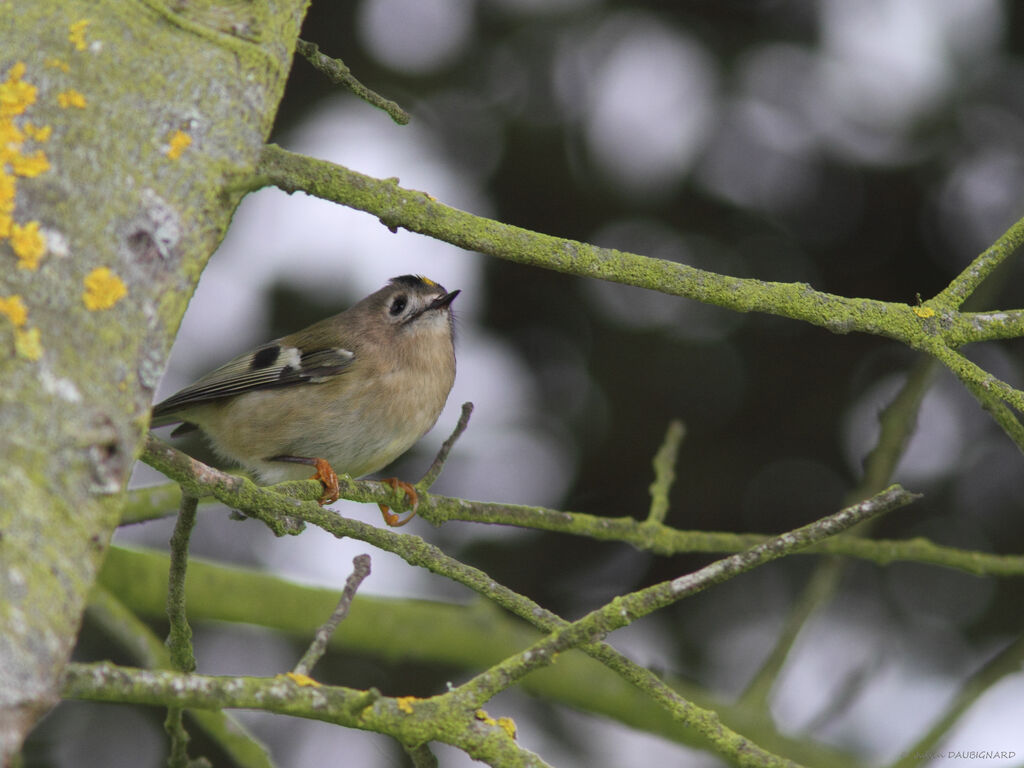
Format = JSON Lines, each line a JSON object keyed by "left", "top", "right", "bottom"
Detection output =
{"left": 378, "top": 477, "right": 419, "bottom": 527}
{"left": 311, "top": 458, "right": 340, "bottom": 506}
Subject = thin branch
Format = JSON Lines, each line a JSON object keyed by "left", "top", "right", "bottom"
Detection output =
{"left": 859, "top": 355, "right": 939, "bottom": 494}
{"left": 421, "top": 500, "right": 1024, "bottom": 577}
{"left": 348, "top": 486, "right": 912, "bottom": 768}
{"left": 166, "top": 494, "right": 201, "bottom": 767}
{"left": 293, "top": 555, "right": 372, "bottom": 678}
{"left": 927, "top": 344, "right": 1024, "bottom": 454}
{"left": 646, "top": 419, "right": 685, "bottom": 524}
{"left": 295, "top": 39, "right": 410, "bottom": 125}
{"left": 445, "top": 487, "right": 917, "bottom": 768}
{"left": 738, "top": 559, "right": 845, "bottom": 711}
{"left": 932, "top": 213, "right": 1024, "bottom": 308}
{"left": 166, "top": 494, "right": 199, "bottom": 675}
{"left": 418, "top": 402, "right": 473, "bottom": 490}
{"left": 741, "top": 356, "right": 941, "bottom": 710}
{"left": 928, "top": 343, "right": 1024, "bottom": 413}
{"left": 139, "top": 437, "right": 1024, "bottom": 577}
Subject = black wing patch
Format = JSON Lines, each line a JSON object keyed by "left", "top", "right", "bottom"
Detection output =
{"left": 251, "top": 345, "right": 282, "bottom": 369}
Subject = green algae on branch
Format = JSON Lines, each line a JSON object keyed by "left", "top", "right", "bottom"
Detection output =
{"left": 254, "top": 144, "right": 1024, "bottom": 452}
{"left": 257, "top": 144, "right": 1016, "bottom": 349}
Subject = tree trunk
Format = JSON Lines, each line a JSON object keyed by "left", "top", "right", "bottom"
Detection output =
{"left": 0, "top": 2, "right": 308, "bottom": 758}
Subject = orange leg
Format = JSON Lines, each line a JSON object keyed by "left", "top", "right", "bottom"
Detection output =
{"left": 377, "top": 477, "right": 419, "bottom": 527}
{"left": 269, "top": 455, "right": 339, "bottom": 505}
{"left": 311, "top": 458, "right": 340, "bottom": 506}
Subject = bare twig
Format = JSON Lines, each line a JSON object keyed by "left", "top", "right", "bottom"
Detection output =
{"left": 295, "top": 39, "right": 410, "bottom": 125}
{"left": 932, "top": 214, "right": 1024, "bottom": 308}
{"left": 165, "top": 494, "right": 202, "bottom": 767}
{"left": 166, "top": 494, "right": 199, "bottom": 673}
{"left": 646, "top": 420, "right": 685, "bottom": 524}
{"left": 418, "top": 402, "right": 473, "bottom": 490}
{"left": 293, "top": 554, "right": 372, "bottom": 677}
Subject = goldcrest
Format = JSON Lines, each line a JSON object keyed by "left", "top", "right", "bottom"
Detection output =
{"left": 151, "top": 275, "right": 459, "bottom": 523}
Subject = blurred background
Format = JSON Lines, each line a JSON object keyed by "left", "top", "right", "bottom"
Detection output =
{"left": 31, "top": 0, "right": 1024, "bottom": 766}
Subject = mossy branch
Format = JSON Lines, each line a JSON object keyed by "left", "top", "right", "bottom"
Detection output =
{"left": 165, "top": 494, "right": 201, "bottom": 766}
{"left": 932, "top": 219, "right": 1024, "bottom": 309}
{"left": 139, "top": 424, "right": 920, "bottom": 767}
{"left": 253, "top": 144, "right": 1024, "bottom": 452}
{"left": 253, "top": 144, "right": 1024, "bottom": 348}
{"left": 253, "top": 145, "right": 916, "bottom": 337}
{"left": 81, "top": 483, "right": 905, "bottom": 768}
{"left": 459, "top": 486, "right": 916, "bottom": 708}
{"left": 646, "top": 419, "right": 685, "bottom": 524}
{"left": 93, "top": 546, "right": 858, "bottom": 765}
{"left": 136, "top": 437, "right": 1024, "bottom": 578}
{"left": 62, "top": 663, "right": 548, "bottom": 767}
{"left": 295, "top": 39, "right": 410, "bottom": 125}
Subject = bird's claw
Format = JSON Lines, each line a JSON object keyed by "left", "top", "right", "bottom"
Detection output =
{"left": 377, "top": 477, "right": 419, "bottom": 526}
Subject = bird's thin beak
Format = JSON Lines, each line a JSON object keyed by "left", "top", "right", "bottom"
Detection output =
{"left": 430, "top": 289, "right": 460, "bottom": 310}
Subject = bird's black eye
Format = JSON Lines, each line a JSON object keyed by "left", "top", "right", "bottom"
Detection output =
{"left": 389, "top": 295, "right": 407, "bottom": 316}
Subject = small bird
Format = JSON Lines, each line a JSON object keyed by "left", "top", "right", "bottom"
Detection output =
{"left": 150, "top": 275, "right": 459, "bottom": 525}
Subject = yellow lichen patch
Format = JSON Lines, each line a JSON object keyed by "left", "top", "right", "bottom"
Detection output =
{"left": 0, "top": 172, "right": 13, "bottom": 238}
{"left": 69, "top": 19, "right": 91, "bottom": 52}
{"left": 0, "top": 172, "right": 14, "bottom": 212}
{"left": 473, "top": 708, "right": 516, "bottom": 741}
{"left": 14, "top": 326, "right": 42, "bottom": 360}
{"left": 1, "top": 64, "right": 50, "bottom": 178}
{"left": 396, "top": 696, "right": 417, "bottom": 714}
{"left": 83, "top": 267, "right": 127, "bottom": 310}
{"left": 913, "top": 305, "right": 936, "bottom": 318}
{"left": 9, "top": 149, "right": 49, "bottom": 178}
{"left": 166, "top": 130, "right": 191, "bottom": 159}
{"left": 0, "top": 62, "right": 36, "bottom": 118}
{"left": 24, "top": 123, "right": 52, "bottom": 142}
{"left": 10, "top": 220, "right": 46, "bottom": 270}
{"left": 283, "top": 672, "right": 320, "bottom": 687}
{"left": 0, "top": 62, "right": 52, "bottom": 268}
{"left": 0, "top": 118, "right": 23, "bottom": 150}
{"left": 57, "top": 89, "right": 87, "bottom": 109}
{"left": 473, "top": 709, "right": 517, "bottom": 738}
{"left": 0, "top": 294, "right": 28, "bottom": 327}
{"left": 45, "top": 58, "right": 71, "bottom": 73}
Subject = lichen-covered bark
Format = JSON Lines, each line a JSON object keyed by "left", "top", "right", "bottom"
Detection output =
{"left": 0, "top": 0, "right": 309, "bottom": 756}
